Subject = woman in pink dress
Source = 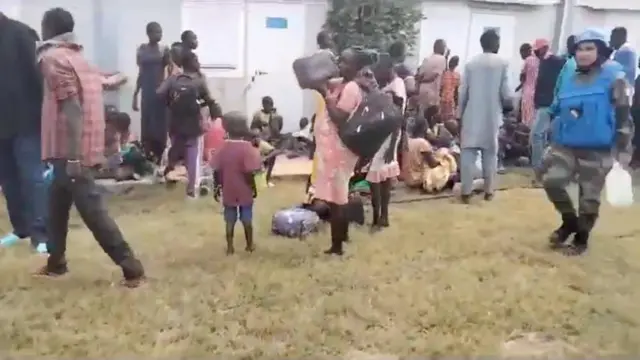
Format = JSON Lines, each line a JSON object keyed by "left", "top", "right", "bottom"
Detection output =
{"left": 519, "top": 43, "right": 539, "bottom": 127}
{"left": 314, "top": 48, "right": 371, "bottom": 255}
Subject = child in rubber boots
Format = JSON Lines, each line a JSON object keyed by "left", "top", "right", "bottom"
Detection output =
{"left": 212, "top": 111, "right": 262, "bottom": 254}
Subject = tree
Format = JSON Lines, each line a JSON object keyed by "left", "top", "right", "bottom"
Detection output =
{"left": 324, "top": 0, "right": 424, "bottom": 54}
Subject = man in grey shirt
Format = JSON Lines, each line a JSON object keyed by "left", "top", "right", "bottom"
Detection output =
{"left": 457, "top": 29, "right": 512, "bottom": 204}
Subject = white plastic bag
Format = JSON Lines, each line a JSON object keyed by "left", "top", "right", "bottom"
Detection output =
{"left": 605, "top": 161, "right": 634, "bottom": 207}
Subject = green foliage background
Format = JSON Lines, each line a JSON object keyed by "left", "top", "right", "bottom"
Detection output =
{"left": 324, "top": 0, "right": 424, "bottom": 53}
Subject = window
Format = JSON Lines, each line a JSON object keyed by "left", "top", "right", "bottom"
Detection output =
{"left": 181, "top": 0, "right": 244, "bottom": 72}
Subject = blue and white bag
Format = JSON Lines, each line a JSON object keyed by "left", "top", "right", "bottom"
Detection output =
{"left": 272, "top": 207, "right": 320, "bottom": 239}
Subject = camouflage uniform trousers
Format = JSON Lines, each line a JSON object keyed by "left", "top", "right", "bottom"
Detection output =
{"left": 540, "top": 145, "right": 614, "bottom": 216}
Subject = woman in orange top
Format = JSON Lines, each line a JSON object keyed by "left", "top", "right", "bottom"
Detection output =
{"left": 439, "top": 56, "right": 461, "bottom": 120}
{"left": 519, "top": 43, "right": 539, "bottom": 127}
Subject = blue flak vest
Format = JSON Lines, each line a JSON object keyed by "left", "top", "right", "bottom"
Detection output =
{"left": 551, "top": 62, "right": 621, "bottom": 149}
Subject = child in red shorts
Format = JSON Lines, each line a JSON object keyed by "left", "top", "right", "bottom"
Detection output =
{"left": 212, "top": 112, "right": 262, "bottom": 255}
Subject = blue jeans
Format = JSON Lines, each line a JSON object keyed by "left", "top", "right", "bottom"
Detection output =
{"left": 223, "top": 204, "right": 254, "bottom": 223}
{"left": 530, "top": 107, "right": 551, "bottom": 169}
{"left": 0, "top": 134, "right": 48, "bottom": 245}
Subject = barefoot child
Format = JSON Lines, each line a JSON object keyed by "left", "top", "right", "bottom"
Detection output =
{"left": 213, "top": 112, "right": 262, "bottom": 254}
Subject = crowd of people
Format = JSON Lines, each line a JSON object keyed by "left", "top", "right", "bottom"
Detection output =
{"left": 0, "top": 5, "right": 637, "bottom": 288}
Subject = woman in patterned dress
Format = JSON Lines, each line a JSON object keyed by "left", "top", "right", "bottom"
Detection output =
{"left": 519, "top": 43, "right": 539, "bottom": 127}
{"left": 313, "top": 48, "right": 372, "bottom": 255}
{"left": 439, "top": 56, "right": 461, "bottom": 120}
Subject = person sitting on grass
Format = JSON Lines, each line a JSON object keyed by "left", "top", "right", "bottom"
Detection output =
{"left": 499, "top": 117, "right": 530, "bottom": 167}
{"left": 213, "top": 111, "right": 262, "bottom": 255}
{"left": 425, "top": 111, "right": 459, "bottom": 152}
{"left": 102, "top": 108, "right": 154, "bottom": 181}
{"left": 104, "top": 108, "right": 133, "bottom": 177}
{"left": 251, "top": 96, "right": 283, "bottom": 145}
{"left": 443, "top": 119, "right": 461, "bottom": 163}
{"left": 288, "top": 117, "right": 315, "bottom": 157}
{"left": 403, "top": 117, "right": 457, "bottom": 193}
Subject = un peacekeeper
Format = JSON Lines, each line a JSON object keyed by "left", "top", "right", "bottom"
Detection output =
{"left": 542, "top": 28, "right": 633, "bottom": 256}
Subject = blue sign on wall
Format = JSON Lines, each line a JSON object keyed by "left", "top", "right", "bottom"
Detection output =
{"left": 266, "top": 17, "right": 288, "bottom": 29}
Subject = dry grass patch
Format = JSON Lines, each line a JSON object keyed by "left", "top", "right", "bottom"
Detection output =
{"left": 1, "top": 181, "right": 640, "bottom": 357}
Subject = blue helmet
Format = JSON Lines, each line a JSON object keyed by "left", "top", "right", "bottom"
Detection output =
{"left": 575, "top": 28, "right": 613, "bottom": 58}
{"left": 575, "top": 28, "right": 608, "bottom": 47}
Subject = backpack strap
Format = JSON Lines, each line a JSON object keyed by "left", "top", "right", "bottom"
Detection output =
{"left": 175, "top": 73, "right": 191, "bottom": 80}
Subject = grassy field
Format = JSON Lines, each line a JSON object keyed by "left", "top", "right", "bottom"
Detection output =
{"left": 1, "top": 179, "right": 640, "bottom": 358}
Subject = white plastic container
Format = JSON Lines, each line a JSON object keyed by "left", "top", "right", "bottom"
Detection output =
{"left": 605, "top": 161, "right": 634, "bottom": 207}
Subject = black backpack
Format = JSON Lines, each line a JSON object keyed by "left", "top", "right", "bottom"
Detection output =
{"left": 338, "top": 89, "right": 402, "bottom": 159}
{"left": 168, "top": 75, "right": 201, "bottom": 118}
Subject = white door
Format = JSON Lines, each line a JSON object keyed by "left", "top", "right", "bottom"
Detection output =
{"left": 418, "top": 3, "right": 471, "bottom": 68}
{"left": 467, "top": 13, "right": 517, "bottom": 88}
{"left": 245, "top": 3, "right": 306, "bottom": 133}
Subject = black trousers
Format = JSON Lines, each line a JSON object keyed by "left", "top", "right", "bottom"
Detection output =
{"left": 47, "top": 160, "right": 142, "bottom": 276}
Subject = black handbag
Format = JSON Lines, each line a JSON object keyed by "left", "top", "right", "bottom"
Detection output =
{"left": 338, "top": 89, "right": 402, "bottom": 159}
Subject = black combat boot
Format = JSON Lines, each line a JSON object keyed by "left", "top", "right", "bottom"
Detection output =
{"left": 562, "top": 214, "right": 597, "bottom": 256}
{"left": 549, "top": 212, "right": 578, "bottom": 249}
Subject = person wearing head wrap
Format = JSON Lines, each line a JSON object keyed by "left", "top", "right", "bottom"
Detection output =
{"left": 311, "top": 47, "right": 375, "bottom": 256}
{"left": 542, "top": 28, "right": 633, "bottom": 256}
